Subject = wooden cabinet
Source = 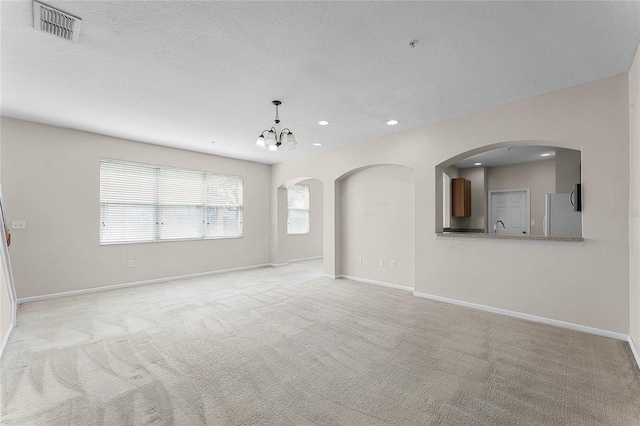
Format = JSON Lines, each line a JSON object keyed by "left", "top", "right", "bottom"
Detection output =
{"left": 451, "top": 178, "right": 471, "bottom": 217}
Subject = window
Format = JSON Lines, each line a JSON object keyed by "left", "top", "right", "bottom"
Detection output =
{"left": 100, "top": 158, "right": 243, "bottom": 244}
{"left": 287, "top": 185, "right": 310, "bottom": 235}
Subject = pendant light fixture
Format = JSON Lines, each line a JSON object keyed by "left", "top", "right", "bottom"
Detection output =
{"left": 255, "top": 100, "right": 297, "bottom": 152}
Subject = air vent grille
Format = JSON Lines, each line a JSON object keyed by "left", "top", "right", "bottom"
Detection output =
{"left": 33, "top": 1, "right": 82, "bottom": 43}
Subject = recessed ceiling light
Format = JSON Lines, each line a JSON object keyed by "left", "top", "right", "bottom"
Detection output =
{"left": 211, "top": 141, "right": 215, "bottom": 144}
{"left": 318, "top": 120, "right": 330, "bottom": 126}
{"left": 474, "top": 162, "right": 482, "bottom": 166}
{"left": 313, "top": 142, "right": 322, "bottom": 146}
{"left": 541, "top": 153, "right": 551, "bottom": 157}
{"left": 386, "top": 120, "right": 399, "bottom": 126}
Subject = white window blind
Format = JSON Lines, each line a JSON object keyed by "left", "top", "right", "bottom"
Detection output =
{"left": 100, "top": 158, "right": 243, "bottom": 244}
{"left": 287, "top": 185, "right": 310, "bottom": 235}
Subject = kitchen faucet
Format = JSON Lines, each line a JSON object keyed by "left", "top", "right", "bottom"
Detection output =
{"left": 494, "top": 220, "right": 505, "bottom": 234}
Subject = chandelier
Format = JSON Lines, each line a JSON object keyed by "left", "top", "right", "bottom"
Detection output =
{"left": 255, "top": 100, "right": 297, "bottom": 152}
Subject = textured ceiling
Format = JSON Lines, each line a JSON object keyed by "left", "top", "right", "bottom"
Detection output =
{"left": 1, "top": 1, "right": 639, "bottom": 165}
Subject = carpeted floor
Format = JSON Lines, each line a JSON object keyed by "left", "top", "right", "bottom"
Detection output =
{"left": 1, "top": 259, "right": 639, "bottom": 425}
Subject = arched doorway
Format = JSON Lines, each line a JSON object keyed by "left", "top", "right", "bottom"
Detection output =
{"left": 336, "top": 164, "right": 415, "bottom": 289}
{"left": 274, "top": 177, "right": 324, "bottom": 264}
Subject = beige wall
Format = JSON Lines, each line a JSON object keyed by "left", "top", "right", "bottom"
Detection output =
{"left": 629, "top": 43, "right": 640, "bottom": 355}
{"left": 487, "top": 160, "right": 556, "bottom": 236}
{"left": 555, "top": 148, "right": 581, "bottom": 193}
{"left": 339, "top": 165, "right": 415, "bottom": 288}
{"left": 451, "top": 167, "right": 486, "bottom": 231}
{"left": 272, "top": 74, "right": 630, "bottom": 334}
{"left": 286, "top": 179, "right": 323, "bottom": 261}
{"left": 0, "top": 118, "right": 272, "bottom": 299}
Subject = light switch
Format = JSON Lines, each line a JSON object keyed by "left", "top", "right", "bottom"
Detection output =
{"left": 11, "top": 220, "right": 25, "bottom": 230}
{"left": 531, "top": 219, "right": 536, "bottom": 226}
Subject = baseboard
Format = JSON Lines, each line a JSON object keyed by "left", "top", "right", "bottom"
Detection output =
{"left": 339, "top": 275, "right": 414, "bottom": 292}
{"left": 0, "top": 321, "right": 15, "bottom": 360}
{"left": 17, "top": 263, "right": 273, "bottom": 304}
{"left": 413, "top": 291, "right": 630, "bottom": 342}
{"left": 288, "top": 256, "right": 323, "bottom": 263}
{"left": 322, "top": 274, "right": 337, "bottom": 279}
{"left": 628, "top": 335, "right": 640, "bottom": 371}
{"left": 269, "top": 263, "right": 289, "bottom": 267}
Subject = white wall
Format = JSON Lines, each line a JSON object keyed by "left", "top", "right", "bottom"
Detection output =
{"left": 0, "top": 248, "right": 10, "bottom": 355}
{"left": 487, "top": 160, "right": 556, "bottom": 236}
{"left": 0, "top": 118, "right": 272, "bottom": 299}
{"left": 339, "top": 165, "right": 415, "bottom": 288}
{"left": 442, "top": 173, "right": 451, "bottom": 229}
{"left": 442, "top": 166, "right": 459, "bottom": 229}
{"left": 272, "top": 74, "right": 630, "bottom": 334}
{"left": 287, "top": 179, "right": 323, "bottom": 261}
{"left": 629, "top": 43, "right": 640, "bottom": 356}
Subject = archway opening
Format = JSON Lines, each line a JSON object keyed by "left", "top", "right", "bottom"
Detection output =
{"left": 277, "top": 177, "right": 324, "bottom": 263}
{"left": 436, "top": 142, "right": 581, "bottom": 237}
{"left": 336, "top": 164, "right": 415, "bottom": 289}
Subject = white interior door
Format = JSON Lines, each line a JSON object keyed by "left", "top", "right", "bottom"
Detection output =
{"left": 0, "top": 183, "right": 17, "bottom": 333}
{"left": 489, "top": 189, "right": 530, "bottom": 236}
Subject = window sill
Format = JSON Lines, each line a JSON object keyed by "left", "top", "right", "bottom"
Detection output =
{"left": 99, "top": 235, "right": 243, "bottom": 245}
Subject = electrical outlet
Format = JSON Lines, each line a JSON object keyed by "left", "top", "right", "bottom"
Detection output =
{"left": 531, "top": 219, "right": 536, "bottom": 226}
{"left": 391, "top": 260, "right": 396, "bottom": 268}
{"left": 358, "top": 256, "right": 362, "bottom": 264}
{"left": 11, "top": 220, "right": 25, "bottom": 230}
{"left": 379, "top": 259, "right": 384, "bottom": 266}
{"left": 128, "top": 260, "right": 134, "bottom": 268}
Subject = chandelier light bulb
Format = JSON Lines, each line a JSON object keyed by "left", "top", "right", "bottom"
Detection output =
{"left": 256, "top": 135, "right": 266, "bottom": 149}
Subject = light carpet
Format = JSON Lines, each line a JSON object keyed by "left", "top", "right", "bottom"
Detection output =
{"left": 1, "top": 259, "right": 639, "bottom": 425}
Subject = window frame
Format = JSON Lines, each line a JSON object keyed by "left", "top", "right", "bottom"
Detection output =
{"left": 287, "top": 184, "right": 310, "bottom": 236}
{"left": 99, "top": 158, "right": 243, "bottom": 245}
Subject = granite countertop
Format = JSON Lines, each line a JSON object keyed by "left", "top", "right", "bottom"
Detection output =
{"left": 437, "top": 232, "right": 584, "bottom": 243}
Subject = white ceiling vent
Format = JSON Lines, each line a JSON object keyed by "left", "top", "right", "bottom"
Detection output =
{"left": 33, "top": 0, "right": 82, "bottom": 43}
